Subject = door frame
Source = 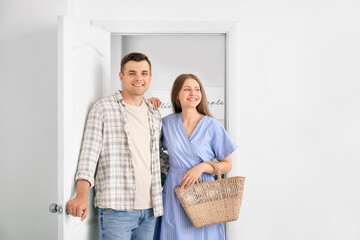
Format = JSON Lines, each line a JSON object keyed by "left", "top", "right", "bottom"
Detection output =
{"left": 91, "top": 20, "right": 242, "bottom": 240}
{"left": 91, "top": 19, "right": 240, "bottom": 135}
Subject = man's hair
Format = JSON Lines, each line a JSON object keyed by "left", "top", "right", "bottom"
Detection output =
{"left": 120, "top": 52, "right": 152, "bottom": 74}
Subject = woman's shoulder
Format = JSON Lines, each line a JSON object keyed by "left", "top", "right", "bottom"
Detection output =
{"left": 203, "top": 116, "right": 228, "bottom": 137}
{"left": 162, "top": 113, "right": 180, "bottom": 124}
{"left": 204, "top": 115, "right": 222, "bottom": 128}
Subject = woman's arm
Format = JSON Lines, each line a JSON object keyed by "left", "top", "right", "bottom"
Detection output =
{"left": 179, "top": 155, "right": 232, "bottom": 189}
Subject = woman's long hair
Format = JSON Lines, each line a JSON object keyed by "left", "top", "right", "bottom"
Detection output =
{"left": 171, "top": 74, "right": 213, "bottom": 117}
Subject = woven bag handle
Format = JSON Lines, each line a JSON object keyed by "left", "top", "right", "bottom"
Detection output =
{"left": 197, "top": 161, "right": 222, "bottom": 183}
{"left": 206, "top": 161, "right": 222, "bottom": 180}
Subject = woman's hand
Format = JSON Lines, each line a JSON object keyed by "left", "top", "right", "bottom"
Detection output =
{"left": 179, "top": 158, "right": 232, "bottom": 189}
{"left": 180, "top": 164, "right": 206, "bottom": 189}
{"left": 148, "top": 97, "right": 162, "bottom": 109}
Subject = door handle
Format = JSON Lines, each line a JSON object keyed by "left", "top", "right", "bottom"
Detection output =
{"left": 49, "top": 203, "right": 63, "bottom": 214}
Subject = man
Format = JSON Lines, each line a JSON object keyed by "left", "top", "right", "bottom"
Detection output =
{"left": 67, "top": 52, "right": 164, "bottom": 240}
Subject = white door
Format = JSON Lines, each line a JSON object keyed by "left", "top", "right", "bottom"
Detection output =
{"left": 58, "top": 16, "right": 110, "bottom": 240}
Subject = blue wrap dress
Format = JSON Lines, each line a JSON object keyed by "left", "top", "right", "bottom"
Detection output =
{"left": 154, "top": 113, "right": 238, "bottom": 240}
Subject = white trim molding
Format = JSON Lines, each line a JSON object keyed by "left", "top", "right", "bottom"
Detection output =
{"left": 92, "top": 20, "right": 238, "bottom": 34}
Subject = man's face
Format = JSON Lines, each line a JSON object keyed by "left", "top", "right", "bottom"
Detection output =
{"left": 119, "top": 60, "right": 152, "bottom": 97}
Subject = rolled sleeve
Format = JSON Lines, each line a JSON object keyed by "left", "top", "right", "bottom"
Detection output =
{"left": 75, "top": 104, "right": 104, "bottom": 188}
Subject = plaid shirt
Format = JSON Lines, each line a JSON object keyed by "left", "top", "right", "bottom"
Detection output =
{"left": 75, "top": 90, "right": 164, "bottom": 217}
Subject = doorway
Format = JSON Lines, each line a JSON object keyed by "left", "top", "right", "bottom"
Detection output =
{"left": 58, "top": 17, "right": 239, "bottom": 239}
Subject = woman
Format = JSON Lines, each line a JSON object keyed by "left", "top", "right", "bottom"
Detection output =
{"left": 153, "top": 74, "right": 237, "bottom": 240}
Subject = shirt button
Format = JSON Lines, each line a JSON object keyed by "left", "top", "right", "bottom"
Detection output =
{"left": 132, "top": 186, "right": 136, "bottom": 190}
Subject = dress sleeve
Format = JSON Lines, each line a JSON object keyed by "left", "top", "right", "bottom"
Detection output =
{"left": 210, "top": 120, "right": 238, "bottom": 161}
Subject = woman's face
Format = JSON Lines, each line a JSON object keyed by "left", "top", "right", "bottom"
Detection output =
{"left": 178, "top": 78, "right": 202, "bottom": 109}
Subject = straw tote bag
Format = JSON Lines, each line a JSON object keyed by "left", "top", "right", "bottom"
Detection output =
{"left": 175, "top": 161, "right": 245, "bottom": 228}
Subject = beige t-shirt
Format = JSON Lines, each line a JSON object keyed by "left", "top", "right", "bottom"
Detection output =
{"left": 124, "top": 101, "right": 152, "bottom": 209}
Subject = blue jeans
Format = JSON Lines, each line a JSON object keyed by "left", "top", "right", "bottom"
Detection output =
{"left": 98, "top": 208, "right": 156, "bottom": 240}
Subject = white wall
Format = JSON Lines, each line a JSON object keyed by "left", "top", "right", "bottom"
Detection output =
{"left": 79, "top": 1, "right": 360, "bottom": 240}
{"left": 1, "top": 0, "right": 359, "bottom": 239}
{"left": 0, "top": 0, "right": 66, "bottom": 239}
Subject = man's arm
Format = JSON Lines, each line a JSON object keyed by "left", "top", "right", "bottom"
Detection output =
{"left": 159, "top": 130, "right": 169, "bottom": 186}
{"left": 66, "top": 180, "right": 90, "bottom": 221}
{"left": 67, "top": 104, "right": 104, "bottom": 221}
{"left": 160, "top": 144, "right": 169, "bottom": 174}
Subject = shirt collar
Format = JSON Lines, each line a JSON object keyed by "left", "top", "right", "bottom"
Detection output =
{"left": 113, "top": 90, "right": 155, "bottom": 114}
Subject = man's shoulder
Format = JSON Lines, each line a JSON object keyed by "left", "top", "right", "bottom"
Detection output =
{"left": 153, "top": 108, "right": 161, "bottom": 118}
{"left": 150, "top": 108, "right": 162, "bottom": 127}
{"left": 92, "top": 94, "right": 117, "bottom": 109}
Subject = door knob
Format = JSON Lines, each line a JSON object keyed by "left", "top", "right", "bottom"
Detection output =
{"left": 49, "top": 203, "right": 63, "bottom": 214}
